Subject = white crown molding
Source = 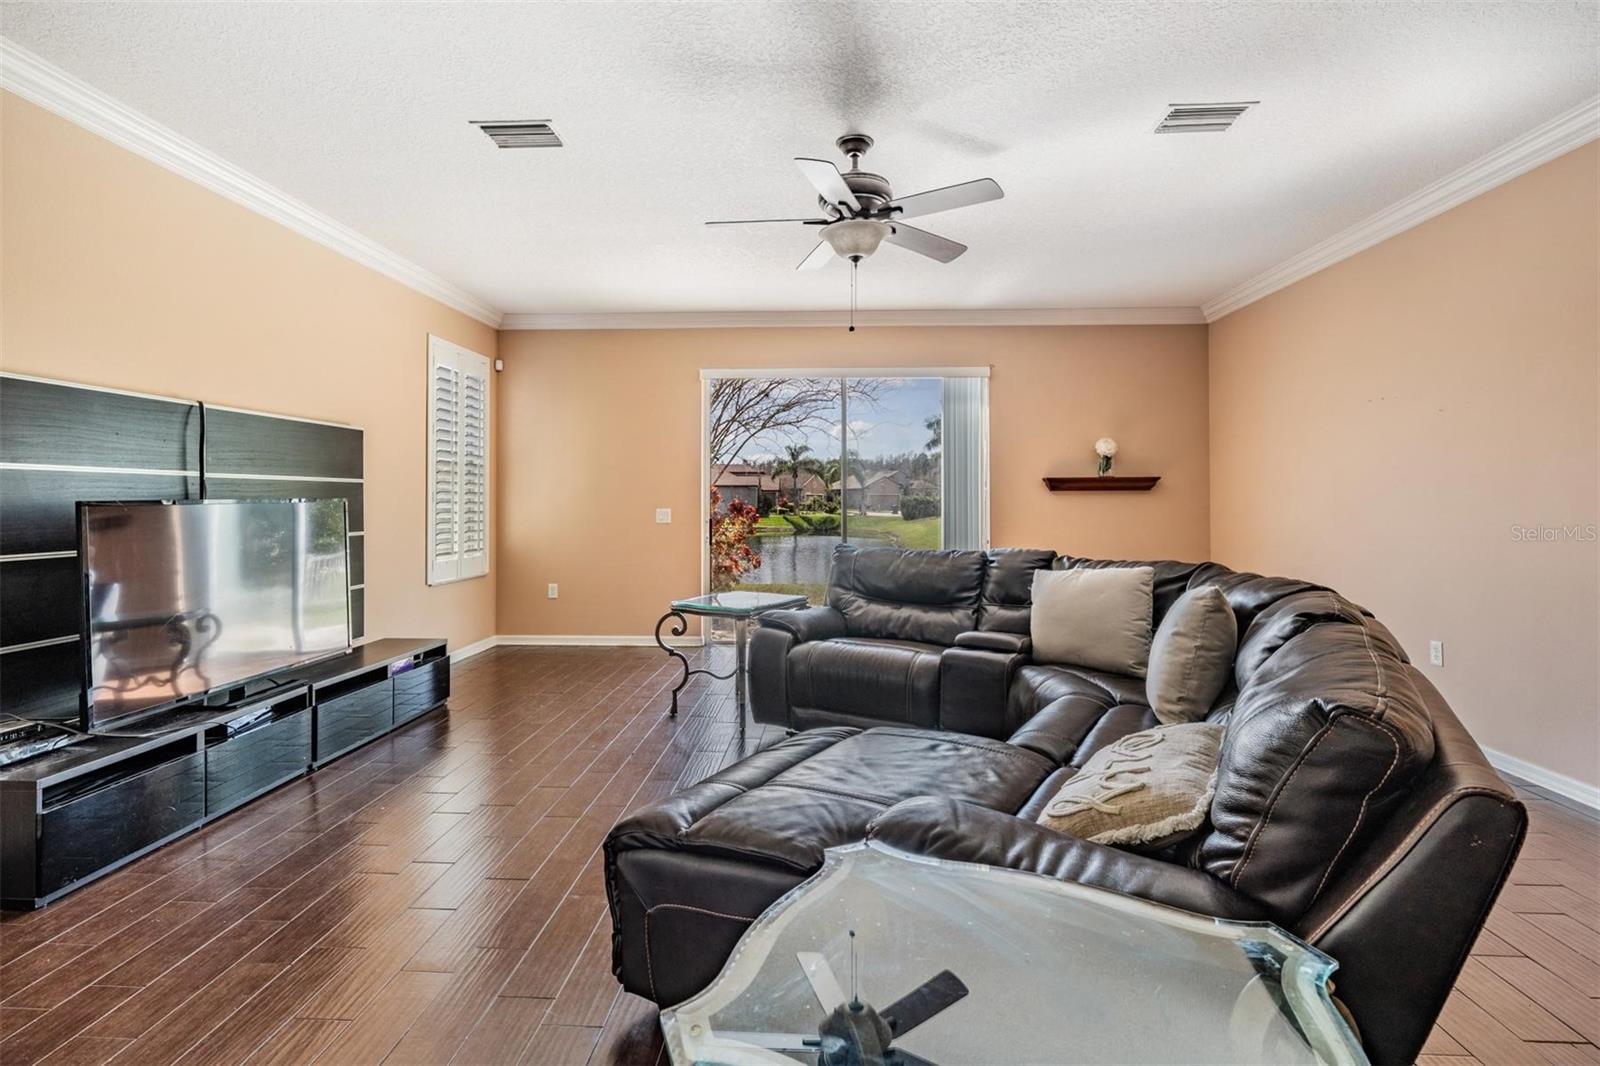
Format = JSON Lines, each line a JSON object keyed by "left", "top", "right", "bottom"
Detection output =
{"left": 1203, "top": 94, "right": 1600, "bottom": 322}
{"left": 0, "top": 37, "right": 504, "bottom": 328}
{"left": 1483, "top": 745, "right": 1600, "bottom": 813}
{"left": 499, "top": 307, "right": 1206, "bottom": 331}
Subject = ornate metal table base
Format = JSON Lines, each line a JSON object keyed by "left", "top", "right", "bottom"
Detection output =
{"left": 656, "top": 593, "right": 808, "bottom": 730}
{"left": 655, "top": 609, "right": 737, "bottom": 718}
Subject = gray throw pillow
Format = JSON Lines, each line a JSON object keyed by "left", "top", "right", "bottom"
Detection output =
{"left": 1037, "top": 721, "right": 1225, "bottom": 852}
{"left": 1147, "top": 586, "right": 1238, "bottom": 724}
{"left": 1030, "top": 567, "right": 1154, "bottom": 677}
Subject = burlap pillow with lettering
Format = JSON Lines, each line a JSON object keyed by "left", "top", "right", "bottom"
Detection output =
{"left": 1036, "top": 721, "right": 1224, "bottom": 852}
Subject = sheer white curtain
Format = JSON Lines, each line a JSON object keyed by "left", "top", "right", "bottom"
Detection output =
{"left": 941, "top": 375, "right": 990, "bottom": 550}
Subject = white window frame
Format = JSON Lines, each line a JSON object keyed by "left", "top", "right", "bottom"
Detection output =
{"left": 427, "top": 335, "right": 491, "bottom": 585}
{"left": 698, "top": 366, "right": 990, "bottom": 596}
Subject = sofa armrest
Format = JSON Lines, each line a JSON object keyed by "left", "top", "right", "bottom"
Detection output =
{"left": 868, "top": 797, "right": 1267, "bottom": 921}
{"left": 939, "top": 646, "right": 1025, "bottom": 739}
{"left": 953, "top": 630, "right": 1032, "bottom": 655}
{"left": 756, "top": 605, "right": 846, "bottom": 643}
{"left": 1007, "top": 696, "right": 1093, "bottom": 765}
{"left": 748, "top": 626, "right": 794, "bottom": 728}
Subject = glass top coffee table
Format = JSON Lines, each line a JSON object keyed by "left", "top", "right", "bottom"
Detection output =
{"left": 661, "top": 842, "right": 1368, "bottom": 1066}
{"left": 656, "top": 592, "right": 808, "bottom": 719}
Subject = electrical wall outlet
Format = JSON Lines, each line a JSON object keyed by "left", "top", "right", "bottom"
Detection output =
{"left": 1428, "top": 640, "right": 1444, "bottom": 666}
{"left": 547, "top": 583, "right": 559, "bottom": 599}
{"left": 655, "top": 508, "right": 672, "bottom": 524}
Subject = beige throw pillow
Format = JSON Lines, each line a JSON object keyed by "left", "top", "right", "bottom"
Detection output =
{"left": 1146, "top": 586, "right": 1239, "bottom": 724}
{"left": 1030, "top": 566, "right": 1154, "bottom": 677}
{"left": 1036, "top": 721, "right": 1224, "bottom": 852}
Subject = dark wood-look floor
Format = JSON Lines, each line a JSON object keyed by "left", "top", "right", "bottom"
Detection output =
{"left": 0, "top": 646, "right": 1595, "bottom": 1066}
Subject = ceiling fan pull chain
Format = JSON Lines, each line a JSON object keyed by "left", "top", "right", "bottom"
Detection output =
{"left": 849, "top": 259, "right": 857, "bottom": 333}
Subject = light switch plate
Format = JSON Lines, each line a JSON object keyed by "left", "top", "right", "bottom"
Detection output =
{"left": 655, "top": 508, "right": 672, "bottom": 524}
{"left": 1428, "top": 640, "right": 1443, "bottom": 666}
{"left": 547, "top": 583, "right": 559, "bottom": 599}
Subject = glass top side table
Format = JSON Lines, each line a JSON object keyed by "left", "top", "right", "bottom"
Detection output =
{"left": 657, "top": 592, "right": 808, "bottom": 718}
{"left": 661, "top": 842, "right": 1369, "bottom": 1066}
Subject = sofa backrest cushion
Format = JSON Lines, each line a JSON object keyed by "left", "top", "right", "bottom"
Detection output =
{"left": 1197, "top": 597, "right": 1436, "bottom": 923}
{"left": 828, "top": 545, "right": 986, "bottom": 645}
{"left": 978, "top": 548, "right": 1058, "bottom": 633}
{"left": 1195, "top": 568, "right": 1330, "bottom": 651}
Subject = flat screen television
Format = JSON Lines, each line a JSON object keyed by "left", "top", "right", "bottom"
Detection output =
{"left": 78, "top": 498, "right": 351, "bottom": 730}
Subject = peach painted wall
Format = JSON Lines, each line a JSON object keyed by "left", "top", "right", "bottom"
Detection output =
{"left": 1, "top": 93, "right": 499, "bottom": 653}
{"left": 1209, "top": 143, "right": 1599, "bottom": 790}
{"left": 495, "top": 325, "right": 1209, "bottom": 636}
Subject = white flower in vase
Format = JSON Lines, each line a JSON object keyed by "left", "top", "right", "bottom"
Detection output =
{"left": 1094, "top": 437, "right": 1118, "bottom": 477}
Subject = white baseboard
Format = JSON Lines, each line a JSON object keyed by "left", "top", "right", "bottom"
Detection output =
{"left": 449, "top": 635, "right": 500, "bottom": 663}
{"left": 496, "top": 633, "right": 705, "bottom": 649}
{"left": 1483, "top": 746, "right": 1600, "bottom": 813}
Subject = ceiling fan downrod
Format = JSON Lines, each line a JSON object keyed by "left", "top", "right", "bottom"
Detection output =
{"left": 837, "top": 133, "right": 874, "bottom": 173}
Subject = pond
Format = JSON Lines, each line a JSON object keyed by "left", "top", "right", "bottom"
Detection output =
{"left": 739, "top": 532, "right": 892, "bottom": 588}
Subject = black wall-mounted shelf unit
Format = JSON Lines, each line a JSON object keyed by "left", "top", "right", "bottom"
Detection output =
{"left": 0, "top": 637, "right": 448, "bottom": 909}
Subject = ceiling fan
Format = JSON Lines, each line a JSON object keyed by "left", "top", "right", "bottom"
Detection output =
{"left": 706, "top": 134, "right": 1004, "bottom": 271}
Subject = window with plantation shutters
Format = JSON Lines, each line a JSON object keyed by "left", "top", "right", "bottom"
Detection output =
{"left": 427, "top": 336, "right": 491, "bottom": 584}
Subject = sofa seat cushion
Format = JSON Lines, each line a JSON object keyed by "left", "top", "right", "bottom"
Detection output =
{"left": 1008, "top": 662, "right": 1147, "bottom": 727}
{"left": 789, "top": 637, "right": 945, "bottom": 728}
{"left": 610, "top": 726, "right": 1054, "bottom": 874}
{"left": 1070, "top": 704, "right": 1163, "bottom": 767}
{"left": 606, "top": 726, "right": 1054, "bottom": 1005}
{"left": 682, "top": 727, "right": 1054, "bottom": 870}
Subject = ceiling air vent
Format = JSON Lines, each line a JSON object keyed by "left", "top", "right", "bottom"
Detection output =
{"left": 471, "top": 120, "right": 562, "bottom": 148}
{"left": 1153, "top": 102, "right": 1257, "bottom": 134}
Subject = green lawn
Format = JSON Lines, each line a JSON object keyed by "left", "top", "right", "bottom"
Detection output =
{"left": 847, "top": 514, "right": 941, "bottom": 549}
{"left": 734, "top": 581, "right": 823, "bottom": 601}
{"left": 749, "top": 511, "right": 939, "bottom": 549}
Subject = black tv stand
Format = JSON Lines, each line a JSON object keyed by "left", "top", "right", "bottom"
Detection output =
{"left": 0, "top": 638, "right": 449, "bottom": 909}
{"left": 202, "top": 673, "right": 301, "bottom": 708}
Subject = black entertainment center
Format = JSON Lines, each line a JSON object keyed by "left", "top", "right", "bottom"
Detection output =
{"left": 0, "top": 372, "right": 451, "bottom": 909}
{"left": 0, "top": 638, "right": 449, "bottom": 909}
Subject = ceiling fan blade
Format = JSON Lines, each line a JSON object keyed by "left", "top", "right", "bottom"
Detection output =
{"left": 882, "top": 970, "right": 969, "bottom": 1037}
{"left": 795, "top": 157, "right": 861, "bottom": 213}
{"left": 886, "top": 178, "right": 1003, "bottom": 220}
{"left": 796, "top": 952, "right": 847, "bottom": 1013}
{"left": 706, "top": 218, "right": 829, "bottom": 225}
{"left": 797, "top": 242, "right": 834, "bottom": 270}
{"left": 884, "top": 223, "right": 967, "bottom": 263}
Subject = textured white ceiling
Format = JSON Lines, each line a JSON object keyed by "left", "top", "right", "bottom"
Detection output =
{"left": 3, "top": 2, "right": 1596, "bottom": 315}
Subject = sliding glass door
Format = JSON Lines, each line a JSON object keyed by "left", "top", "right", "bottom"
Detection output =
{"left": 705, "top": 369, "right": 988, "bottom": 605}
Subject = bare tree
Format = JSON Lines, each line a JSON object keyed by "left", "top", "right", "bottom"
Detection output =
{"left": 708, "top": 378, "right": 886, "bottom": 476}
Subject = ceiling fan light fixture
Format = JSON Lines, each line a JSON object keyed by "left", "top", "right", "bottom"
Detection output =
{"left": 821, "top": 219, "right": 889, "bottom": 261}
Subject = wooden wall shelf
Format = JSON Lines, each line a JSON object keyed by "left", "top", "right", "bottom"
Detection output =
{"left": 1043, "top": 476, "right": 1161, "bottom": 492}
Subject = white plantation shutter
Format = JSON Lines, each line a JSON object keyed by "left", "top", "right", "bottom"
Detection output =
{"left": 427, "top": 336, "right": 491, "bottom": 584}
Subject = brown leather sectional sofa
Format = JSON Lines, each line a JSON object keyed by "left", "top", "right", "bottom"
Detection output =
{"left": 604, "top": 547, "right": 1526, "bottom": 1064}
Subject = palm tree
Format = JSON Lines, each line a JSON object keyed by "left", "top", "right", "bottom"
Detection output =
{"left": 924, "top": 415, "right": 942, "bottom": 453}
{"left": 771, "top": 442, "right": 822, "bottom": 502}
